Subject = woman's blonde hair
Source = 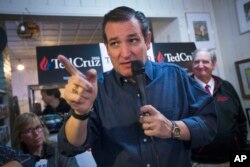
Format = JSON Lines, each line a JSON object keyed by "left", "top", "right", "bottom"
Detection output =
{"left": 12, "top": 112, "right": 50, "bottom": 150}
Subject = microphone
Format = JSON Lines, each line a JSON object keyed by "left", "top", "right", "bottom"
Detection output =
{"left": 131, "top": 60, "right": 161, "bottom": 167}
{"left": 131, "top": 60, "right": 147, "bottom": 106}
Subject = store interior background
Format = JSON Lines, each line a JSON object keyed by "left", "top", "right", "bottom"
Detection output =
{"left": 0, "top": 0, "right": 250, "bottom": 166}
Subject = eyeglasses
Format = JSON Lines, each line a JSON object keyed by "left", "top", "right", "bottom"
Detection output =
{"left": 21, "top": 125, "right": 44, "bottom": 135}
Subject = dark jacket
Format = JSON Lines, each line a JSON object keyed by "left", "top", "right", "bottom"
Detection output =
{"left": 22, "top": 142, "right": 79, "bottom": 167}
{"left": 0, "top": 144, "right": 36, "bottom": 167}
{"left": 43, "top": 98, "right": 71, "bottom": 115}
{"left": 191, "top": 75, "right": 247, "bottom": 163}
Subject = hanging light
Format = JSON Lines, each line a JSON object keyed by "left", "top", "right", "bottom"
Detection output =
{"left": 16, "top": 8, "right": 40, "bottom": 39}
{"left": 17, "top": 21, "right": 40, "bottom": 39}
{"left": 16, "top": 59, "right": 25, "bottom": 71}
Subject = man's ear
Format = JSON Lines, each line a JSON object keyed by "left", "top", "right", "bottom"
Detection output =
{"left": 212, "top": 62, "right": 217, "bottom": 70}
{"left": 145, "top": 32, "right": 152, "bottom": 50}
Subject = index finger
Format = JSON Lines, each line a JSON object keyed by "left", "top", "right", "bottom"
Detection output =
{"left": 57, "top": 54, "right": 79, "bottom": 76}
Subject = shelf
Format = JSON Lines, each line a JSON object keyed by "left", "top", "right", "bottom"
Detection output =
{"left": 0, "top": 108, "right": 8, "bottom": 119}
{"left": 28, "top": 84, "right": 65, "bottom": 91}
{"left": 0, "top": 89, "right": 6, "bottom": 95}
{"left": 0, "top": 90, "right": 8, "bottom": 119}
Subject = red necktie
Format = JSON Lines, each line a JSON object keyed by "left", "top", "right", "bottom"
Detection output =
{"left": 205, "top": 85, "right": 211, "bottom": 95}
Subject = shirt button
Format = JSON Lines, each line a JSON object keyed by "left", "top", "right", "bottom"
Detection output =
{"left": 137, "top": 93, "right": 140, "bottom": 97}
{"left": 143, "top": 138, "right": 147, "bottom": 142}
{"left": 124, "top": 79, "right": 128, "bottom": 82}
{"left": 146, "top": 164, "right": 151, "bottom": 167}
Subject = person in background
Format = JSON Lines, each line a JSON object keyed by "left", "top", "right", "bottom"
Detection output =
{"left": 191, "top": 48, "right": 247, "bottom": 167}
{"left": 11, "top": 112, "right": 79, "bottom": 167}
{"left": 33, "top": 102, "right": 42, "bottom": 116}
{"left": 57, "top": 6, "right": 217, "bottom": 167}
{"left": 41, "top": 88, "right": 71, "bottom": 116}
{"left": 0, "top": 144, "right": 36, "bottom": 167}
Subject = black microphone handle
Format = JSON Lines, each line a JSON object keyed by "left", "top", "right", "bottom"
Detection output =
{"left": 134, "top": 74, "right": 147, "bottom": 106}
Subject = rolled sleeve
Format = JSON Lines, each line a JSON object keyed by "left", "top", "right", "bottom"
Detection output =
{"left": 57, "top": 123, "right": 86, "bottom": 157}
{"left": 183, "top": 96, "right": 217, "bottom": 148}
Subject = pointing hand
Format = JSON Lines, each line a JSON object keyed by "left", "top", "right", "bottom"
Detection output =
{"left": 57, "top": 55, "right": 98, "bottom": 114}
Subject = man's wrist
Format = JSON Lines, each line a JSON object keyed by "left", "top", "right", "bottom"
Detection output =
{"left": 171, "top": 121, "right": 181, "bottom": 139}
{"left": 71, "top": 108, "right": 93, "bottom": 121}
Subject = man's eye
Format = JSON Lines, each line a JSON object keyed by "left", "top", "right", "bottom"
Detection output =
{"left": 129, "top": 38, "right": 138, "bottom": 44}
{"left": 194, "top": 61, "right": 199, "bottom": 64}
{"left": 109, "top": 41, "right": 119, "bottom": 47}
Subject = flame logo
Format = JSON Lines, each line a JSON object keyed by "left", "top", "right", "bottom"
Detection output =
{"left": 157, "top": 51, "right": 164, "bottom": 63}
{"left": 39, "top": 56, "right": 51, "bottom": 71}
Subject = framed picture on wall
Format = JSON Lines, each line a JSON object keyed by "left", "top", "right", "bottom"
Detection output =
{"left": 236, "top": 0, "right": 250, "bottom": 34}
{"left": 185, "top": 12, "right": 215, "bottom": 49}
{"left": 235, "top": 58, "right": 250, "bottom": 99}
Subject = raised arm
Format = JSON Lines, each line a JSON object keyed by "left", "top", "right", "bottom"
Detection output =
{"left": 57, "top": 55, "right": 98, "bottom": 146}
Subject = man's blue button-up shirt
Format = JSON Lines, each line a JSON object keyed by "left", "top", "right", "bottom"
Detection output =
{"left": 58, "top": 60, "right": 217, "bottom": 167}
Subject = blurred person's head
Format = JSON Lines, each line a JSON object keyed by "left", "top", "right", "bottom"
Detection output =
{"left": 41, "top": 88, "right": 61, "bottom": 106}
{"left": 102, "top": 6, "right": 151, "bottom": 77}
{"left": 12, "top": 112, "right": 50, "bottom": 153}
{"left": 192, "top": 49, "right": 217, "bottom": 83}
{"left": 34, "top": 102, "right": 42, "bottom": 115}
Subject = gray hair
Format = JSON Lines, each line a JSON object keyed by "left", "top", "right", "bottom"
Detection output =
{"left": 191, "top": 48, "right": 217, "bottom": 64}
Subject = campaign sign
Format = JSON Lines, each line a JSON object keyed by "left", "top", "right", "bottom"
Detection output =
{"left": 37, "top": 42, "right": 196, "bottom": 85}
{"left": 152, "top": 42, "right": 196, "bottom": 72}
{"left": 36, "top": 44, "right": 103, "bottom": 85}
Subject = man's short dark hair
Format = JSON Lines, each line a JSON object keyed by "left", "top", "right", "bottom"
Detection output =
{"left": 41, "top": 88, "right": 61, "bottom": 99}
{"left": 102, "top": 6, "right": 150, "bottom": 43}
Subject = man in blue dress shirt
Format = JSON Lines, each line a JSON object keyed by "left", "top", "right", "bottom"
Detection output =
{"left": 57, "top": 6, "right": 217, "bottom": 167}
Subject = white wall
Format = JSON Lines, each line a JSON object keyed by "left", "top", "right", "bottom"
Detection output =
{"left": 11, "top": 62, "right": 38, "bottom": 113}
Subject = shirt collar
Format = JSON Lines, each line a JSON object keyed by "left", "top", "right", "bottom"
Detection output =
{"left": 114, "top": 59, "right": 153, "bottom": 86}
{"left": 194, "top": 76, "right": 215, "bottom": 90}
{"left": 144, "top": 59, "right": 154, "bottom": 81}
{"left": 21, "top": 143, "right": 55, "bottom": 159}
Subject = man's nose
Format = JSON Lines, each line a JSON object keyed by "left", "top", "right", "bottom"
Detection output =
{"left": 196, "top": 61, "right": 204, "bottom": 68}
{"left": 120, "top": 44, "right": 131, "bottom": 58}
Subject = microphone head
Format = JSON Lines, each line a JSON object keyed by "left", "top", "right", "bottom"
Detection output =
{"left": 131, "top": 60, "right": 145, "bottom": 76}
